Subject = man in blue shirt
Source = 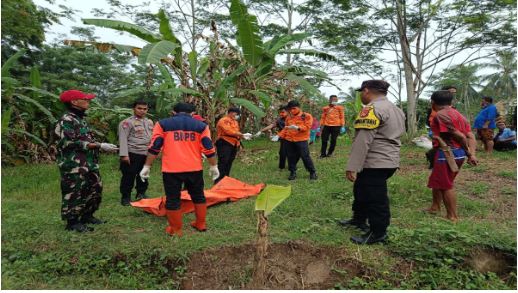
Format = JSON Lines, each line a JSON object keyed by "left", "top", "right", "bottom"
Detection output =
{"left": 473, "top": 96, "right": 498, "bottom": 153}
{"left": 494, "top": 121, "right": 516, "bottom": 151}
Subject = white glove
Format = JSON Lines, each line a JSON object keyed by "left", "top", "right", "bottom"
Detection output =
{"left": 254, "top": 131, "right": 262, "bottom": 137}
{"left": 209, "top": 165, "right": 220, "bottom": 181}
{"left": 287, "top": 125, "right": 299, "bottom": 130}
{"left": 139, "top": 165, "right": 151, "bottom": 182}
{"left": 100, "top": 143, "right": 118, "bottom": 152}
{"left": 271, "top": 135, "right": 279, "bottom": 142}
{"left": 243, "top": 133, "right": 253, "bottom": 140}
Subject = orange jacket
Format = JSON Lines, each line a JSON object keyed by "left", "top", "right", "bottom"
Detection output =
{"left": 280, "top": 112, "right": 313, "bottom": 142}
{"left": 148, "top": 113, "right": 216, "bottom": 173}
{"left": 320, "top": 105, "right": 345, "bottom": 126}
{"left": 216, "top": 115, "right": 241, "bottom": 146}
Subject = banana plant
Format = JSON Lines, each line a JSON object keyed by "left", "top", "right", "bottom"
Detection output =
{"left": 1, "top": 50, "right": 63, "bottom": 164}
{"left": 252, "top": 184, "right": 292, "bottom": 288}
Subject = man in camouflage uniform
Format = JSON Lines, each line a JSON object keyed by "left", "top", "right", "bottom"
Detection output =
{"left": 55, "top": 90, "right": 118, "bottom": 232}
{"left": 118, "top": 100, "right": 153, "bottom": 206}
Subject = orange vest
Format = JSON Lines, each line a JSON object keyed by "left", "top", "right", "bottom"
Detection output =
{"left": 281, "top": 112, "right": 313, "bottom": 142}
{"left": 216, "top": 116, "right": 241, "bottom": 146}
{"left": 148, "top": 114, "right": 216, "bottom": 173}
{"left": 320, "top": 105, "right": 345, "bottom": 126}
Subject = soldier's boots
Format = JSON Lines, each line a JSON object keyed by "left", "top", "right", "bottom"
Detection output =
{"left": 288, "top": 171, "right": 297, "bottom": 180}
{"left": 135, "top": 193, "right": 149, "bottom": 201}
{"left": 81, "top": 212, "right": 106, "bottom": 225}
{"left": 121, "top": 194, "right": 131, "bottom": 206}
{"left": 66, "top": 219, "right": 94, "bottom": 233}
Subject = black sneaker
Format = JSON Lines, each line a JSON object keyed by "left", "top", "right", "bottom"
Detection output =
{"left": 309, "top": 172, "right": 318, "bottom": 180}
{"left": 121, "top": 197, "right": 131, "bottom": 206}
{"left": 319, "top": 154, "right": 327, "bottom": 159}
{"left": 337, "top": 219, "right": 370, "bottom": 233}
{"left": 135, "top": 193, "right": 149, "bottom": 201}
{"left": 66, "top": 222, "right": 94, "bottom": 233}
{"left": 288, "top": 172, "right": 297, "bottom": 180}
{"left": 350, "top": 232, "right": 387, "bottom": 245}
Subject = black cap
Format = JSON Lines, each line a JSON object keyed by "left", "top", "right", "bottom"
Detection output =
{"left": 286, "top": 100, "right": 300, "bottom": 109}
{"left": 228, "top": 107, "right": 241, "bottom": 114}
{"left": 356, "top": 80, "right": 390, "bottom": 92}
{"left": 173, "top": 102, "right": 195, "bottom": 113}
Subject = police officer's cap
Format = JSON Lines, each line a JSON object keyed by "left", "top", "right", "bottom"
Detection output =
{"left": 228, "top": 107, "right": 241, "bottom": 114}
{"left": 356, "top": 80, "right": 390, "bottom": 92}
{"left": 173, "top": 102, "right": 195, "bottom": 113}
{"left": 286, "top": 100, "right": 300, "bottom": 109}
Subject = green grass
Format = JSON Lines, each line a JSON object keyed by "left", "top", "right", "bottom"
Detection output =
{"left": 2, "top": 138, "right": 516, "bottom": 289}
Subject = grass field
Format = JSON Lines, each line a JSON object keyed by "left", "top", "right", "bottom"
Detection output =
{"left": 2, "top": 136, "right": 516, "bottom": 289}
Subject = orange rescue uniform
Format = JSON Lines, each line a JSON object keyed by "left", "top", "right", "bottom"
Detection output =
{"left": 216, "top": 116, "right": 241, "bottom": 146}
{"left": 320, "top": 105, "right": 345, "bottom": 126}
{"left": 280, "top": 112, "right": 313, "bottom": 142}
{"left": 148, "top": 113, "right": 216, "bottom": 173}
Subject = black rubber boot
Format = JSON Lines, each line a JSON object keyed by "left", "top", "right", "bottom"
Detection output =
{"left": 66, "top": 218, "right": 94, "bottom": 233}
{"left": 288, "top": 171, "right": 297, "bottom": 180}
{"left": 350, "top": 232, "right": 387, "bottom": 245}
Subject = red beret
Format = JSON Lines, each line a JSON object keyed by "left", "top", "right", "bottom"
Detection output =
{"left": 59, "top": 90, "right": 96, "bottom": 103}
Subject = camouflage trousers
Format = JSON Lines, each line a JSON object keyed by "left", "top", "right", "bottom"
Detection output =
{"left": 60, "top": 170, "right": 103, "bottom": 220}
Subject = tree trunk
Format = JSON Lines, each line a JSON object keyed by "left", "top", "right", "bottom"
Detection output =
{"left": 251, "top": 211, "right": 268, "bottom": 288}
{"left": 396, "top": 0, "right": 417, "bottom": 137}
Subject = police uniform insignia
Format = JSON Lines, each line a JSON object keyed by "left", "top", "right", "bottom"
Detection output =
{"left": 354, "top": 106, "right": 380, "bottom": 129}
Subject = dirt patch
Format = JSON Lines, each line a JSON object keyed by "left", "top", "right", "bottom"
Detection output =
{"left": 465, "top": 247, "right": 516, "bottom": 278}
{"left": 180, "top": 240, "right": 375, "bottom": 289}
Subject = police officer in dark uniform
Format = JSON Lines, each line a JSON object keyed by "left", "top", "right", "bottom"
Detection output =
{"left": 338, "top": 80, "right": 405, "bottom": 244}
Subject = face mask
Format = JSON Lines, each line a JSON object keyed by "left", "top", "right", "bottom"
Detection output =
{"left": 235, "top": 115, "right": 241, "bottom": 120}
{"left": 331, "top": 101, "right": 338, "bottom": 105}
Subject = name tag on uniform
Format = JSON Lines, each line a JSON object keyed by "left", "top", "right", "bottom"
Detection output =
{"left": 354, "top": 106, "right": 380, "bottom": 129}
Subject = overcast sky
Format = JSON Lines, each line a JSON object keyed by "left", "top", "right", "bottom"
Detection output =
{"left": 33, "top": 0, "right": 497, "bottom": 102}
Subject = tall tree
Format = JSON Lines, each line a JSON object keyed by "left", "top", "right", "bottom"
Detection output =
{"left": 336, "top": 0, "right": 517, "bottom": 136}
{"left": 431, "top": 64, "right": 482, "bottom": 122}
{"left": 1, "top": 0, "right": 67, "bottom": 63}
{"left": 481, "top": 50, "right": 517, "bottom": 100}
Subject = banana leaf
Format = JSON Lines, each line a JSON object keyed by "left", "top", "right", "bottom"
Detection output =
{"left": 30, "top": 67, "right": 42, "bottom": 88}
{"left": 10, "top": 129, "right": 47, "bottom": 146}
{"left": 14, "top": 94, "right": 56, "bottom": 123}
{"left": 156, "top": 63, "right": 176, "bottom": 88}
{"left": 230, "top": 98, "right": 265, "bottom": 118}
{"left": 83, "top": 19, "right": 161, "bottom": 43}
{"left": 138, "top": 41, "right": 178, "bottom": 65}
{"left": 2, "top": 107, "right": 13, "bottom": 136}
{"left": 267, "top": 33, "right": 310, "bottom": 55}
{"left": 2, "top": 49, "right": 26, "bottom": 77}
{"left": 188, "top": 51, "right": 198, "bottom": 81}
{"left": 230, "top": 0, "right": 264, "bottom": 67}
{"left": 255, "top": 185, "right": 291, "bottom": 217}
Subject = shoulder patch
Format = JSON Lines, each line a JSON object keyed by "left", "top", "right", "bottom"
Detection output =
{"left": 122, "top": 121, "right": 129, "bottom": 128}
{"left": 354, "top": 106, "right": 380, "bottom": 129}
